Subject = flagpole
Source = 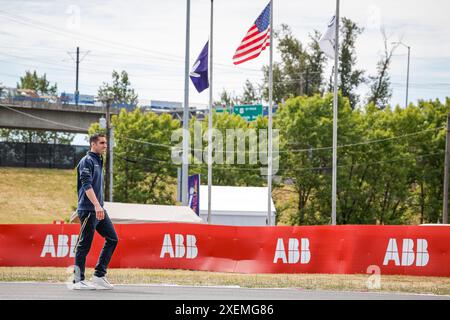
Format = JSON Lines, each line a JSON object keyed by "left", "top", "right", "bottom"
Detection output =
{"left": 332, "top": 0, "right": 340, "bottom": 225}
{"left": 267, "top": 0, "right": 274, "bottom": 226}
{"left": 182, "top": 0, "right": 191, "bottom": 206}
{"left": 207, "top": 0, "right": 214, "bottom": 224}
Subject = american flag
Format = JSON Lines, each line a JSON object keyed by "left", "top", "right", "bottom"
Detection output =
{"left": 233, "top": 2, "right": 271, "bottom": 65}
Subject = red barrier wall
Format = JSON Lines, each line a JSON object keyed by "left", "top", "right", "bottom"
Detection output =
{"left": 0, "top": 223, "right": 449, "bottom": 276}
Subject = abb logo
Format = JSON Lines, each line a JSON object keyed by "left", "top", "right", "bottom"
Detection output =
{"left": 40, "top": 234, "right": 78, "bottom": 258}
{"left": 383, "top": 238, "right": 430, "bottom": 267}
{"left": 273, "top": 238, "right": 311, "bottom": 264}
{"left": 160, "top": 234, "right": 198, "bottom": 259}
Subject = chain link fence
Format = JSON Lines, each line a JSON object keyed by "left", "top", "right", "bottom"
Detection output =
{"left": 0, "top": 142, "right": 89, "bottom": 169}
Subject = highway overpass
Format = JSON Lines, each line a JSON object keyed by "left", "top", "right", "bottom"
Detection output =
{"left": 0, "top": 101, "right": 118, "bottom": 134}
{"left": 0, "top": 101, "right": 207, "bottom": 133}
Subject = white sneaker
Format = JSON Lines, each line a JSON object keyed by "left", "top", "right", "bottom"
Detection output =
{"left": 91, "top": 275, "right": 114, "bottom": 290}
{"left": 72, "top": 280, "right": 97, "bottom": 290}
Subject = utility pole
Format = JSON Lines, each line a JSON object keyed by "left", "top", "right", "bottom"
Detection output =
{"left": 332, "top": 0, "right": 340, "bottom": 226}
{"left": 182, "top": 0, "right": 191, "bottom": 206}
{"left": 105, "top": 99, "right": 111, "bottom": 202}
{"left": 110, "top": 124, "right": 114, "bottom": 202}
{"left": 406, "top": 45, "right": 410, "bottom": 108}
{"left": 392, "top": 42, "right": 410, "bottom": 108}
{"left": 267, "top": 0, "right": 274, "bottom": 225}
{"left": 67, "top": 47, "right": 90, "bottom": 106}
{"left": 443, "top": 114, "right": 450, "bottom": 224}
{"left": 101, "top": 98, "right": 113, "bottom": 202}
{"left": 75, "top": 47, "right": 79, "bottom": 106}
{"left": 207, "top": 0, "right": 214, "bottom": 224}
{"left": 305, "top": 67, "right": 310, "bottom": 95}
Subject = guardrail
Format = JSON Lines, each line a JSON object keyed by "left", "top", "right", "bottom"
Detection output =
{"left": 1, "top": 223, "right": 449, "bottom": 276}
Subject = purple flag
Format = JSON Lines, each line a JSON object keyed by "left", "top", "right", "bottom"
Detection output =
{"left": 190, "top": 41, "right": 209, "bottom": 93}
{"left": 188, "top": 174, "right": 200, "bottom": 216}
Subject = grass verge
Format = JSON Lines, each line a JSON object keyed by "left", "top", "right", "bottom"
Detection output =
{"left": 0, "top": 167, "right": 77, "bottom": 224}
{"left": 0, "top": 267, "right": 449, "bottom": 296}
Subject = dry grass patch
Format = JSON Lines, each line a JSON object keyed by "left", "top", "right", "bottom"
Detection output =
{"left": 0, "top": 167, "right": 77, "bottom": 224}
{"left": 0, "top": 267, "right": 449, "bottom": 296}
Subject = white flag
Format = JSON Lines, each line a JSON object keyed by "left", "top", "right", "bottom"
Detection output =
{"left": 319, "top": 15, "right": 337, "bottom": 59}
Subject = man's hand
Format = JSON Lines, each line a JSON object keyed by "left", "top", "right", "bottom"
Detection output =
{"left": 85, "top": 188, "right": 104, "bottom": 220}
{"left": 95, "top": 204, "right": 105, "bottom": 220}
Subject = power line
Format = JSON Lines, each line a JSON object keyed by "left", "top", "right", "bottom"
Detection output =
{"left": 0, "top": 12, "right": 187, "bottom": 64}
{"left": 286, "top": 126, "right": 446, "bottom": 152}
{"left": 2, "top": 49, "right": 449, "bottom": 94}
{"left": 0, "top": 11, "right": 263, "bottom": 73}
{"left": 0, "top": 57, "right": 74, "bottom": 73}
{"left": 0, "top": 51, "right": 223, "bottom": 76}
{"left": 115, "top": 152, "right": 265, "bottom": 172}
{"left": 0, "top": 53, "right": 289, "bottom": 87}
{"left": 276, "top": 150, "right": 446, "bottom": 174}
{"left": 115, "top": 149, "right": 446, "bottom": 174}
{"left": 1, "top": 103, "right": 446, "bottom": 155}
{"left": 0, "top": 53, "right": 263, "bottom": 90}
{"left": 120, "top": 125, "right": 445, "bottom": 154}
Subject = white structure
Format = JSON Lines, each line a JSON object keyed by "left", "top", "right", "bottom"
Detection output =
{"left": 199, "top": 186, "right": 276, "bottom": 226}
{"left": 150, "top": 100, "right": 182, "bottom": 110}
{"left": 70, "top": 202, "right": 203, "bottom": 224}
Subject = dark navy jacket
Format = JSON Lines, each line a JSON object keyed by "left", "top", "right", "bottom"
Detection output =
{"left": 77, "top": 151, "right": 104, "bottom": 211}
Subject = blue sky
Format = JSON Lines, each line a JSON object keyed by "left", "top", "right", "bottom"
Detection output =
{"left": 0, "top": 0, "right": 449, "bottom": 144}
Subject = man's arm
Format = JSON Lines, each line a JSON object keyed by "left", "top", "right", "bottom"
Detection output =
{"left": 85, "top": 188, "right": 105, "bottom": 220}
{"left": 80, "top": 159, "right": 104, "bottom": 220}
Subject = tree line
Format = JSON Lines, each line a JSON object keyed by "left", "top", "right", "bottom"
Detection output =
{"left": 88, "top": 94, "right": 448, "bottom": 225}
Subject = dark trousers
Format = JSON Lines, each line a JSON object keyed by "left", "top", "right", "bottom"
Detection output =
{"left": 74, "top": 210, "right": 118, "bottom": 282}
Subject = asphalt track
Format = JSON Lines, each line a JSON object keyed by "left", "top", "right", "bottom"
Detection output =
{"left": 0, "top": 282, "right": 449, "bottom": 300}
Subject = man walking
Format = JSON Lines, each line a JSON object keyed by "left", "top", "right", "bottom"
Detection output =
{"left": 73, "top": 133, "right": 118, "bottom": 290}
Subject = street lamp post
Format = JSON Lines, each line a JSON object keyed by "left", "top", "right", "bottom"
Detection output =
{"left": 392, "top": 42, "right": 411, "bottom": 108}
{"left": 405, "top": 45, "right": 410, "bottom": 107}
{"left": 100, "top": 93, "right": 115, "bottom": 202}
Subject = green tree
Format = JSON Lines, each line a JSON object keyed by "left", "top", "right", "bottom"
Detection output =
{"left": 276, "top": 94, "right": 340, "bottom": 225}
{"left": 4, "top": 71, "right": 74, "bottom": 144}
{"left": 306, "top": 30, "right": 326, "bottom": 95}
{"left": 189, "top": 112, "right": 266, "bottom": 187}
{"left": 215, "top": 89, "right": 239, "bottom": 108}
{"left": 262, "top": 62, "right": 287, "bottom": 105}
{"left": 340, "top": 104, "right": 411, "bottom": 225}
{"left": 89, "top": 109, "right": 180, "bottom": 204}
{"left": 98, "top": 70, "right": 138, "bottom": 106}
{"left": 275, "top": 94, "right": 449, "bottom": 226}
{"left": 261, "top": 24, "right": 326, "bottom": 104}
{"left": 276, "top": 24, "right": 310, "bottom": 98}
{"left": 396, "top": 99, "right": 449, "bottom": 224}
{"left": 337, "top": 18, "right": 365, "bottom": 109}
{"left": 263, "top": 24, "right": 309, "bottom": 102}
{"left": 241, "top": 79, "right": 259, "bottom": 104}
{"left": 0, "top": 81, "right": 5, "bottom": 97}
{"left": 367, "top": 30, "right": 398, "bottom": 109}
{"left": 17, "top": 70, "right": 57, "bottom": 95}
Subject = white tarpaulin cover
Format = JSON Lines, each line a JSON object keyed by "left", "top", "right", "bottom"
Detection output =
{"left": 199, "top": 185, "right": 276, "bottom": 226}
{"left": 70, "top": 202, "right": 204, "bottom": 224}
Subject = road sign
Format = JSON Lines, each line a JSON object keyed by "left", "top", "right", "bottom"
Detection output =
{"left": 214, "top": 107, "right": 231, "bottom": 114}
{"left": 233, "top": 104, "right": 263, "bottom": 121}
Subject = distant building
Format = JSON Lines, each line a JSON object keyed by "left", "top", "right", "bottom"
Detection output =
{"left": 150, "top": 100, "right": 183, "bottom": 110}
{"left": 60, "top": 92, "right": 96, "bottom": 105}
{"left": 2, "top": 88, "right": 50, "bottom": 103}
{"left": 0, "top": 87, "right": 16, "bottom": 99}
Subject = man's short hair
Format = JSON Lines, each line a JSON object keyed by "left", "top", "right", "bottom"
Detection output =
{"left": 89, "top": 133, "right": 106, "bottom": 146}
